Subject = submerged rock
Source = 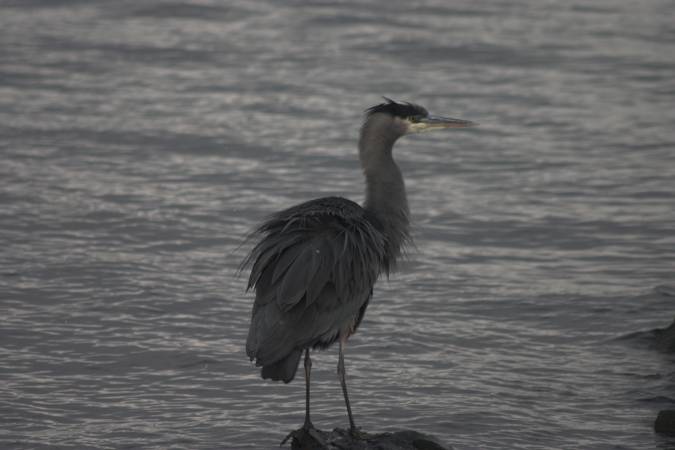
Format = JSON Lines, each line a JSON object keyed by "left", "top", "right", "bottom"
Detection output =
{"left": 655, "top": 410, "right": 675, "bottom": 434}
{"left": 287, "top": 427, "right": 452, "bottom": 450}
{"left": 654, "top": 317, "right": 675, "bottom": 352}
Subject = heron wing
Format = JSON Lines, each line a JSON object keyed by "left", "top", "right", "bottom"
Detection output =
{"left": 243, "top": 197, "right": 386, "bottom": 368}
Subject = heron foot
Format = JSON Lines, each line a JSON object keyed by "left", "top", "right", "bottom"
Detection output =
{"left": 279, "top": 422, "right": 326, "bottom": 448}
{"left": 348, "top": 426, "right": 367, "bottom": 440}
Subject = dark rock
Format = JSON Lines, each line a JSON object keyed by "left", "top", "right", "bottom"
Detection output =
{"left": 655, "top": 410, "right": 675, "bottom": 434}
{"left": 287, "top": 427, "right": 452, "bottom": 450}
{"left": 654, "top": 317, "right": 675, "bottom": 352}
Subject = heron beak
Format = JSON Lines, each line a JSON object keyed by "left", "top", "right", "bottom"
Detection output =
{"left": 409, "top": 115, "right": 478, "bottom": 133}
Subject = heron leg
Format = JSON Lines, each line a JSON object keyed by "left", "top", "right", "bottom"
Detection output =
{"left": 281, "top": 348, "right": 326, "bottom": 447}
{"left": 337, "top": 336, "right": 357, "bottom": 433}
{"left": 303, "top": 348, "right": 313, "bottom": 429}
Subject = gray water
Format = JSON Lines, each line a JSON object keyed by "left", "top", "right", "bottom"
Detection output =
{"left": 1, "top": 1, "right": 675, "bottom": 449}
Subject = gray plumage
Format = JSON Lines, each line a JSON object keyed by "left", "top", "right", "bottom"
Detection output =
{"left": 244, "top": 196, "right": 396, "bottom": 382}
{"left": 241, "top": 98, "right": 476, "bottom": 433}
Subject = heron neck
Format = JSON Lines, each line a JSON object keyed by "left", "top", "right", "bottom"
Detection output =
{"left": 359, "top": 132, "right": 410, "bottom": 264}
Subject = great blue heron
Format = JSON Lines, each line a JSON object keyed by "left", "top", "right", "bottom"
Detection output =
{"left": 243, "top": 98, "right": 476, "bottom": 438}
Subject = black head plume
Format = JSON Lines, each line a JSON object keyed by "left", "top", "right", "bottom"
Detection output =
{"left": 365, "top": 97, "right": 429, "bottom": 120}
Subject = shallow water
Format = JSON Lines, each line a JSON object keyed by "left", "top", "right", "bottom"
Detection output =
{"left": 1, "top": 1, "right": 675, "bottom": 449}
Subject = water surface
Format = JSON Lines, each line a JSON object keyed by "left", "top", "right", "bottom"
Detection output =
{"left": 1, "top": 1, "right": 674, "bottom": 449}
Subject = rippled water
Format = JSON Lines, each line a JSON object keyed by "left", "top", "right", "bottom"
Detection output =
{"left": 2, "top": 1, "right": 675, "bottom": 449}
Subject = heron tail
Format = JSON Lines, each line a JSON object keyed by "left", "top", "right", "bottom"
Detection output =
{"left": 261, "top": 349, "right": 302, "bottom": 383}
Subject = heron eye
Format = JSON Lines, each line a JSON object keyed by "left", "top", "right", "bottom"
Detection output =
{"left": 408, "top": 115, "right": 421, "bottom": 123}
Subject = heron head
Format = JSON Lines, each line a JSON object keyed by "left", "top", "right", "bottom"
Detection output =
{"left": 364, "top": 97, "right": 477, "bottom": 137}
